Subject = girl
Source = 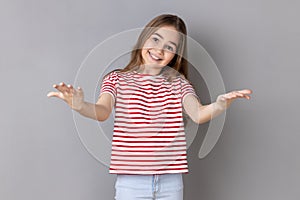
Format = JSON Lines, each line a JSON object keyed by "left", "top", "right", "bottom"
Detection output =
{"left": 47, "top": 14, "right": 252, "bottom": 200}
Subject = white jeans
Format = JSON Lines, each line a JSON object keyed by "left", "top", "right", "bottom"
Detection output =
{"left": 114, "top": 173, "right": 184, "bottom": 200}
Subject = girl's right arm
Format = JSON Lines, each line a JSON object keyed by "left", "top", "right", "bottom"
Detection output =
{"left": 78, "top": 93, "right": 114, "bottom": 121}
{"left": 47, "top": 82, "right": 114, "bottom": 121}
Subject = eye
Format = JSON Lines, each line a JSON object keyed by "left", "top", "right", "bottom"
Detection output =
{"left": 165, "top": 45, "right": 175, "bottom": 52}
{"left": 152, "top": 37, "right": 159, "bottom": 43}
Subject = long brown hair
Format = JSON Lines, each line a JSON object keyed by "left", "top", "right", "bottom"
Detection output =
{"left": 106, "top": 14, "right": 189, "bottom": 80}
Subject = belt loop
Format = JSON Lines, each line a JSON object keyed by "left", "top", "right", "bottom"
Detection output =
{"left": 152, "top": 174, "right": 159, "bottom": 199}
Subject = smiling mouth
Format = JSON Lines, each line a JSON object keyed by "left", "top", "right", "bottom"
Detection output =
{"left": 148, "top": 51, "right": 163, "bottom": 61}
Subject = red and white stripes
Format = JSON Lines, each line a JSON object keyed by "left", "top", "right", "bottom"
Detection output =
{"left": 100, "top": 70, "right": 197, "bottom": 175}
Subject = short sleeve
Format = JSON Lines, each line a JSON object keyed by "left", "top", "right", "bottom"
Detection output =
{"left": 180, "top": 77, "right": 199, "bottom": 103}
{"left": 99, "top": 71, "right": 119, "bottom": 100}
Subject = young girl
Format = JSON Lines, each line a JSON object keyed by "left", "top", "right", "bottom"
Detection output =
{"left": 47, "top": 14, "right": 252, "bottom": 200}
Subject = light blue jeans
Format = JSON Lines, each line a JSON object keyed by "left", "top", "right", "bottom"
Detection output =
{"left": 114, "top": 173, "right": 184, "bottom": 200}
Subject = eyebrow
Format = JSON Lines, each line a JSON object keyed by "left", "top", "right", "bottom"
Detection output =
{"left": 153, "top": 33, "right": 178, "bottom": 48}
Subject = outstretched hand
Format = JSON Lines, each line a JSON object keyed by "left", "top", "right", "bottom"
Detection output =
{"left": 47, "top": 82, "right": 85, "bottom": 111}
{"left": 215, "top": 89, "right": 252, "bottom": 110}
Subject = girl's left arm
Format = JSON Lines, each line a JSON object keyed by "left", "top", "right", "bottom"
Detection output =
{"left": 183, "top": 89, "right": 252, "bottom": 124}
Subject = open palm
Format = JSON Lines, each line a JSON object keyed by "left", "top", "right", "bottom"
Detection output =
{"left": 47, "top": 82, "right": 84, "bottom": 111}
{"left": 216, "top": 89, "right": 252, "bottom": 110}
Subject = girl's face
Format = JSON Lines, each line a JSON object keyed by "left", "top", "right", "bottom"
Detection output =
{"left": 141, "top": 26, "right": 180, "bottom": 69}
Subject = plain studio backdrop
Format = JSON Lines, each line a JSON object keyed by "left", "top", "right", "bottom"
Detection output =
{"left": 1, "top": 0, "right": 299, "bottom": 200}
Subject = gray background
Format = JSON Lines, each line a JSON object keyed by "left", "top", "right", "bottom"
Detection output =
{"left": 1, "top": 0, "right": 299, "bottom": 199}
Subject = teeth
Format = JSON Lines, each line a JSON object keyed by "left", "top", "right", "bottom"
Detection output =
{"left": 149, "top": 52, "right": 161, "bottom": 60}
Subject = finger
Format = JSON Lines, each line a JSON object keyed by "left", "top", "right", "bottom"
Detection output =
{"left": 224, "top": 92, "right": 237, "bottom": 99}
{"left": 236, "top": 91, "right": 251, "bottom": 99}
{"left": 234, "top": 91, "right": 252, "bottom": 99}
{"left": 52, "top": 84, "right": 65, "bottom": 97}
{"left": 223, "top": 92, "right": 241, "bottom": 100}
{"left": 67, "top": 84, "right": 74, "bottom": 94}
{"left": 232, "top": 91, "right": 246, "bottom": 98}
{"left": 244, "top": 95, "right": 251, "bottom": 99}
{"left": 77, "top": 86, "right": 83, "bottom": 94}
{"left": 47, "top": 91, "right": 62, "bottom": 98}
{"left": 61, "top": 82, "right": 72, "bottom": 93}
{"left": 229, "top": 91, "right": 251, "bottom": 100}
{"left": 237, "top": 89, "right": 253, "bottom": 95}
{"left": 222, "top": 93, "right": 234, "bottom": 101}
{"left": 53, "top": 82, "right": 64, "bottom": 92}
{"left": 71, "top": 86, "right": 81, "bottom": 96}
{"left": 55, "top": 82, "right": 70, "bottom": 93}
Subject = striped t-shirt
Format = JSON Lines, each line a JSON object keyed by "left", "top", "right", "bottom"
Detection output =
{"left": 100, "top": 69, "right": 198, "bottom": 175}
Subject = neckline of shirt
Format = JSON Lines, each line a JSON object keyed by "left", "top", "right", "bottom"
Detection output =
{"left": 132, "top": 70, "right": 164, "bottom": 78}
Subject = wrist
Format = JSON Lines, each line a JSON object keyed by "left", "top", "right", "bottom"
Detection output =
{"left": 213, "top": 101, "right": 227, "bottom": 111}
{"left": 73, "top": 101, "right": 86, "bottom": 112}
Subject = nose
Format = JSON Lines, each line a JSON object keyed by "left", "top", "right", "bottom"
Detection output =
{"left": 154, "top": 45, "right": 163, "bottom": 55}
